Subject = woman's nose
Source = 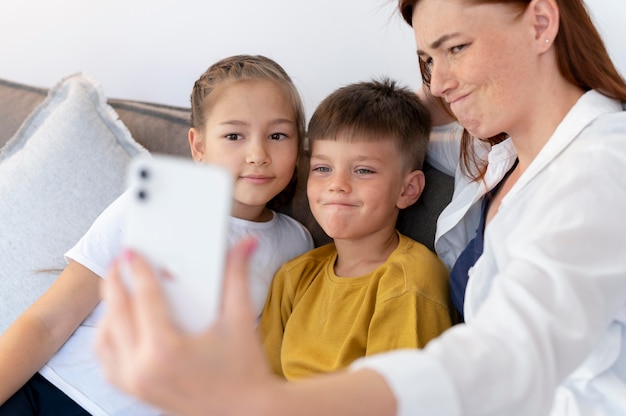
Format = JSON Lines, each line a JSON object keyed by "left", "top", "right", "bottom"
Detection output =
{"left": 429, "top": 61, "right": 457, "bottom": 99}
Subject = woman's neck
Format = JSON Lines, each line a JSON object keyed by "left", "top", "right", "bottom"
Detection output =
{"left": 509, "top": 81, "right": 585, "bottom": 171}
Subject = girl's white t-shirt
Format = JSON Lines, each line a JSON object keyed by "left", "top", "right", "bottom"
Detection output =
{"left": 39, "top": 190, "right": 314, "bottom": 416}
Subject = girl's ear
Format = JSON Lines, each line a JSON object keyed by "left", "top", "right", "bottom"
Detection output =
{"left": 396, "top": 169, "right": 425, "bottom": 209}
{"left": 527, "top": 0, "right": 559, "bottom": 52}
{"left": 188, "top": 128, "right": 205, "bottom": 163}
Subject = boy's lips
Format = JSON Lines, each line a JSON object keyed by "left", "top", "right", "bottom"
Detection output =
{"left": 321, "top": 200, "right": 358, "bottom": 208}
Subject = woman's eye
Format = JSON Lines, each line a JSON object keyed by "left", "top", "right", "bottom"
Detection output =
{"left": 269, "top": 133, "right": 287, "bottom": 141}
{"left": 450, "top": 44, "right": 468, "bottom": 54}
{"left": 421, "top": 56, "right": 433, "bottom": 70}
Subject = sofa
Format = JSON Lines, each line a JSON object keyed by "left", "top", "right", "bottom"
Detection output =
{"left": 0, "top": 73, "right": 453, "bottom": 334}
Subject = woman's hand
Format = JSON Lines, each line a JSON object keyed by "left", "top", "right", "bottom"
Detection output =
{"left": 95, "top": 237, "right": 274, "bottom": 416}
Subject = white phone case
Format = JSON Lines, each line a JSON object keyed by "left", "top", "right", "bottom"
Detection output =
{"left": 122, "top": 155, "right": 233, "bottom": 333}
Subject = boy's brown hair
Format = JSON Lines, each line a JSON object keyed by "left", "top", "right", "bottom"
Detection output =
{"left": 307, "top": 77, "right": 432, "bottom": 171}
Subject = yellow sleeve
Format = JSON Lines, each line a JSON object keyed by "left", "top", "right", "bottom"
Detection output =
{"left": 366, "top": 249, "right": 453, "bottom": 355}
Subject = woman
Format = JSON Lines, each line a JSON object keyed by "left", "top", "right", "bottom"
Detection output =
{"left": 95, "top": 0, "right": 626, "bottom": 415}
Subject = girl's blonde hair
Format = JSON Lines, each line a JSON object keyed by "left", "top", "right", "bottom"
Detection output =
{"left": 190, "top": 55, "right": 306, "bottom": 208}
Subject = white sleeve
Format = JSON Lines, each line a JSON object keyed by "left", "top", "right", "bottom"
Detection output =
{"left": 64, "top": 190, "right": 130, "bottom": 278}
{"left": 425, "top": 122, "right": 463, "bottom": 177}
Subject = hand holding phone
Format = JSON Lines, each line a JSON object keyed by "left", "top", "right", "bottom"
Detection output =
{"left": 122, "top": 155, "right": 232, "bottom": 333}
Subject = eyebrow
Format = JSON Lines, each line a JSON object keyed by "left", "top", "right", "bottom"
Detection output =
{"left": 219, "top": 118, "right": 295, "bottom": 127}
{"left": 416, "top": 32, "right": 461, "bottom": 56}
{"left": 310, "top": 153, "right": 383, "bottom": 163}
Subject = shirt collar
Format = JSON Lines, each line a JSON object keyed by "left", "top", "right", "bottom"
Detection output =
{"left": 503, "top": 90, "right": 622, "bottom": 204}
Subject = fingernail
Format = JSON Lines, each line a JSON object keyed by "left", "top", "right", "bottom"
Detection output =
{"left": 244, "top": 238, "right": 258, "bottom": 256}
{"left": 122, "top": 249, "right": 134, "bottom": 262}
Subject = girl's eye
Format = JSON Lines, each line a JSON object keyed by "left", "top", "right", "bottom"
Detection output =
{"left": 312, "top": 166, "right": 331, "bottom": 173}
{"left": 225, "top": 133, "right": 242, "bottom": 141}
{"left": 269, "top": 133, "right": 287, "bottom": 141}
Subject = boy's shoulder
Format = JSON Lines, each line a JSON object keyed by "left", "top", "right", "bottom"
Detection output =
{"left": 282, "top": 242, "right": 336, "bottom": 269}
{"left": 395, "top": 233, "right": 443, "bottom": 261}
{"left": 272, "top": 243, "right": 337, "bottom": 291}
{"left": 383, "top": 232, "right": 448, "bottom": 283}
{"left": 375, "top": 233, "right": 451, "bottom": 306}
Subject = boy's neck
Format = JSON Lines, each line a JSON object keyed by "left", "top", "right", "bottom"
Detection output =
{"left": 332, "top": 228, "right": 399, "bottom": 278}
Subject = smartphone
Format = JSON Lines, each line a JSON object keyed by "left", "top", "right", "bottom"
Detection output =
{"left": 122, "top": 155, "right": 233, "bottom": 333}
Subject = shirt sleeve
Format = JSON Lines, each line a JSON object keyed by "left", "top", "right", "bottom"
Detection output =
{"left": 366, "top": 292, "right": 453, "bottom": 356}
{"left": 64, "top": 190, "right": 130, "bottom": 278}
{"left": 425, "top": 122, "right": 463, "bottom": 177}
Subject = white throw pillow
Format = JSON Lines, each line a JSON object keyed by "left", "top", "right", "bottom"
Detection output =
{"left": 0, "top": 73, "right": 148, "bottom": 334}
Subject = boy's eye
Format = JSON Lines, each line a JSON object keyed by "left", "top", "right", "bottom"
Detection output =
{"left": 355, "top": 168, "right": 374, "bottom": 175}
{"left": 312, "top": 166, "right": 331, "bottom": 173}
{"left": 269, "top": 133, "right": 287, "bottom": 141}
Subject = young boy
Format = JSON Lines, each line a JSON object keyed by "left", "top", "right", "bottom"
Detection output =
{"left": 259, "top": 78, "right": 454, "bottom": 380}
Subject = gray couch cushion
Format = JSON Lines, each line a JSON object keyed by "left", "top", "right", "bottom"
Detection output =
{"left": 0, "top": 77, "right": 191, "bottom": 158}
{"left": 0, "top": 73, "right": 148, "bottom": 333}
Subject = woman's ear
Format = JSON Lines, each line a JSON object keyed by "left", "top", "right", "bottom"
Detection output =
{"left": 396, "top": 169, "right": 425, "bottom": 209}
{"left": 527, "top": 0, "right": 559, "bottom": 51}
{"left": 188, "top": 128, "right": 205, "bottom": 163}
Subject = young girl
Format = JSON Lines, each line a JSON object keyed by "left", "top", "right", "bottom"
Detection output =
{"left": 0, "top": 54, "right": 313, "bottom": 415}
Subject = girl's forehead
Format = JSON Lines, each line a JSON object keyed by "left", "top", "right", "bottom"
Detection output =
{"left": 210, "top": 79, "right": 287, "bottom": 100}
{"left": 205, "top": 80, "right": 295, "bottom": 114}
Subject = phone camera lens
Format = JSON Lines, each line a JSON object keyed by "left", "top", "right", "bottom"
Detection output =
{"left": 137, "top": 190, "right": 148, "bottom": 201}
{"left": 140, "top": 169, "right": 149, "bottom": 179}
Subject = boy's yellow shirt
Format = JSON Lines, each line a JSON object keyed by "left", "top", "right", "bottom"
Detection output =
{"left": 259, "top": 232, "right": 453, "bottom": 380}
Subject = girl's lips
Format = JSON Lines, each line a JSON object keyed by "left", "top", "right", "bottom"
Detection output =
{"left": 241, "top": 175, "right": 273, "bottom": 184}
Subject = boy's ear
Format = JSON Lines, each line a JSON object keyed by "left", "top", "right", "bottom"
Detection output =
{"left": 396, "top": 169, "right": 425, "bottom": 209}
{"left": 188, "top": 128, "right": 205, "bottom": 163}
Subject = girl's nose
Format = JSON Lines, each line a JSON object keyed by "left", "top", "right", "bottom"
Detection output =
{"left": 246, "top": 139, "right": 270, "bottom": 166}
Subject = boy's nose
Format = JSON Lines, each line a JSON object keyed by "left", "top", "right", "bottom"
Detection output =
{"left": 328, "top": 170, "right": 351, "bottom": 193}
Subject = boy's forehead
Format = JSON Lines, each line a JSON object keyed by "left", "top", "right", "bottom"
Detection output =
{"left": 309, "top": 137, "right": 401, "bottom": 157}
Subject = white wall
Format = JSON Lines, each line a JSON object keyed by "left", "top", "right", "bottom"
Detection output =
{"left": 1, "top": 0, "right": 624, "bottom": 118}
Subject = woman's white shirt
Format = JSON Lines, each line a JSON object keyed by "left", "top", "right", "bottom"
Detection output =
{"left": 352, "top": 90, "right": 626, "bottom": 416}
